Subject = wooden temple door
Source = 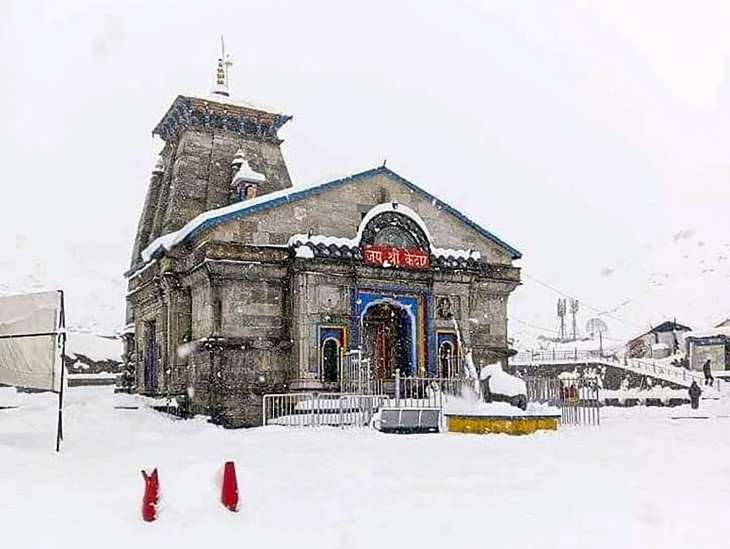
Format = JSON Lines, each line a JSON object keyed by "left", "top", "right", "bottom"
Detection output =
{"left": 363, "top": 302, "right": 412, "bottom": 379}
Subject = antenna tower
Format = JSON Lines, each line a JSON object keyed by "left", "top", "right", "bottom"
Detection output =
{"left": 570, "top": 299, "right": 580, "bottom": 341}
{"left": 557, "top": 298, "right": 567, "bottom": 341}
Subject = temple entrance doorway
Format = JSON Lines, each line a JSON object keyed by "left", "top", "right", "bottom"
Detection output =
{"left": 362, "top": 301, "right": 414, "bottom": 379}
{"left": 439, "top": 340, "right": 456, "bottom": 378}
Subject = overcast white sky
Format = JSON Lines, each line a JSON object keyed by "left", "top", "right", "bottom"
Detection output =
{"left": 1, "top": 1, "right": 728, "bottom": 343}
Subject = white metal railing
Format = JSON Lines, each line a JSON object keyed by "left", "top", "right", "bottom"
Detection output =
{"left": 559, "top": 381, "right": 600, "bottom": 426}
{"left": 262, "top": 392, "right": 313, "bottom": 427}
{"left": 524, "top": 376, "right": 599, "bottom": 426}
{"left": 511, "top": 349, "right": 605, "bottom": 364}
{"left": 524, "top": 376, "right": 562, "bottom": 406}
{"left": 624, "top": 357, "right": 709, "bottom": 388}
{"left": 262, "top": 393, "right": 386, "bottom": 428}
{"left": 511, "top": 349, "right": 718, "bottom": 390}
{"left": 263, "top": 375, "right": 475, "bottom": 429}
{"left": 340, "top": 351, "right": 385, "bottom": 395}
{"left": 395, "top": 375, "right": 474, "bottom": 408}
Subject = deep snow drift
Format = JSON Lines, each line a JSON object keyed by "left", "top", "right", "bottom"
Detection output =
{"left": 2, "top": 387, "right": 730, "bottom": 549}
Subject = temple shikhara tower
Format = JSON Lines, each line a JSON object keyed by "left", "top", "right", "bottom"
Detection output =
{"left": 124, "top": 45, "right": 522, "bottom": 426}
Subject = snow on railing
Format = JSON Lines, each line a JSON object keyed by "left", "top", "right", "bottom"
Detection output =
{"left": 623, "top": 357, "right": 712, "bottom": 389}
{"left": 512, "top": 349, "right": 604, "bottom": 364}
{"left": 511, "top": 350, "right": 713, "bottom": 390}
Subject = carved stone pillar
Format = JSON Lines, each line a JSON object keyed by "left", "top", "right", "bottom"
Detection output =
{"left": 160, "top": 272, "right": 183, "bottom": 395}
{"left": 205, "top": 270, "right": 226, "bottom": 423}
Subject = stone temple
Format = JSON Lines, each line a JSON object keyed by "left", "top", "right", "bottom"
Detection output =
{"left": 124, "top": 53, "right": 522, "bottom": 427}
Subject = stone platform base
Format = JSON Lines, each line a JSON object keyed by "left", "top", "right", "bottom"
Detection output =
{"left": 446, "top": 414, "right": 559, "bottom": 435}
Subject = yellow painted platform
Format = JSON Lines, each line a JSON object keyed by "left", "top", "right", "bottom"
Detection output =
{"left": 446, "top": 414, "right": 559, "bottom": 435}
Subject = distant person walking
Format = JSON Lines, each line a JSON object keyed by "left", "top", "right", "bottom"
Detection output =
{"left": 703, "top": 359, "right": 714, "bottom": 387}
{"left": 689, "top": 381, "right": 701, "bottom": 409}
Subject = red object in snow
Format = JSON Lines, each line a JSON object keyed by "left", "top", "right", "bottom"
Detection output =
{"left": 221, "top": 461, "right": 239, "bottom": 512}
{"left": 141, "top": 468, "right": 160, "bottom": 522}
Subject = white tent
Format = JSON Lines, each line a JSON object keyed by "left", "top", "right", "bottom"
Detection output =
{"left": 0, "top": 290, "right": 66, "bottom": 450}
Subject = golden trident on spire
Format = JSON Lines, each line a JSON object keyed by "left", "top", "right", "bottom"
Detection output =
{"left": 214, "top": 35, "right": 233, "bottom": 95}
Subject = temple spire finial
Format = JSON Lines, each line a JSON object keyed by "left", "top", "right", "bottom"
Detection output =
{"left": 212, "top": 35, "right": 233, "bottom": 97}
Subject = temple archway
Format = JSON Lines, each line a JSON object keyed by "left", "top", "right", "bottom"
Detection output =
{"left": 361, "top": 301, "right": 414, "bottom": 379}
{"left": 321, "top": 338, "right": 340, "bottom": 382}
{"left": 439, "top": 340, "right": 456, "bottom": 378}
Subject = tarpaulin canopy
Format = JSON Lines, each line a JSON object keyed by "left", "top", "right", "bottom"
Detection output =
{"left": 0, "top": 290, "right": 63, "bottom": 392}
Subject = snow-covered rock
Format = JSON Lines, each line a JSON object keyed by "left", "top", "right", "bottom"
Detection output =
{"left": 479, "top": 361, "right": 527, "bottom": 397}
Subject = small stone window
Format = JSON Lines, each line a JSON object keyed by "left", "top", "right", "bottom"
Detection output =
{"left": 321, "top": 338, "right": 340, "bottom": 382}
{"left": 319, "top": 326, "right": 346, "bottom": 382}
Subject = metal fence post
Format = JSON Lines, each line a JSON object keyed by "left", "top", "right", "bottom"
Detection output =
{"left": 310, "top": 392, "right": 316, "bottom": 427}
{"left": 395, "top": 369, "right": 401, "bottom": 408}
{"left": 357, "top": 352, "right": 361, "bottom": 394}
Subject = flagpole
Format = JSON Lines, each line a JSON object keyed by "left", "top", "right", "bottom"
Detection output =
{"left": 56, "top": 290, "right": 66, "bottom": 453}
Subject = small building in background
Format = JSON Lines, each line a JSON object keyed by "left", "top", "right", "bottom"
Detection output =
{"left": 626, "top": 321, "right": 692, "bottom": 358}
{"left": 685, "top": 327, "right": 730, "bottom": 372}
{"left": 650, "top": 342, "right": 672, "bottom": 359}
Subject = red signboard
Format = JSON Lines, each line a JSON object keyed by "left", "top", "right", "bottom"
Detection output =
{"left": 363, "top": 245, "right": 430, "bottom": 270}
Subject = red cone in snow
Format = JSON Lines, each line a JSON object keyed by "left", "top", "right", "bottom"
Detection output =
{"left": 221, "top": 461, "right": 239, "bottom": 512}
{"left": 141, "top": 468, "right": 160, "bottom": 522}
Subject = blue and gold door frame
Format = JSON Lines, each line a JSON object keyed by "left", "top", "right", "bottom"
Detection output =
{"left": 436, "top": 331, "right": 459, "bottom": 378}
{"left": 352, "top": 288, "right": 433, "bottom": 376}
{"left": 317, "top": 326, "right": 347, "bottom": 382}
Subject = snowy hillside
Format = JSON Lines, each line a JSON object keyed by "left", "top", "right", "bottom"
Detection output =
{"left": 65, "top": 332, "right": 123, "bottom": 374}
{"left": 594, "top": 227, "right": 730, "bottom": 331}
{"left": 510, "top": 225, "right": 730, "bottom": 349}
{"left": 0, "top": 232, "right": 127, "bottom": 335}
{"left": 66, "top": 332, "right": 122, "bottom": 362}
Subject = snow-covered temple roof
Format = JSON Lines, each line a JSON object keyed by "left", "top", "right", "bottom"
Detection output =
{"left": 137, "top": 166, "right": 522, "bottom": 269}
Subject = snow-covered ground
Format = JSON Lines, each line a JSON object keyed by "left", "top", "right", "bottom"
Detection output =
{"left": 2, "top": 386, "right": 730, "bottom": 549}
